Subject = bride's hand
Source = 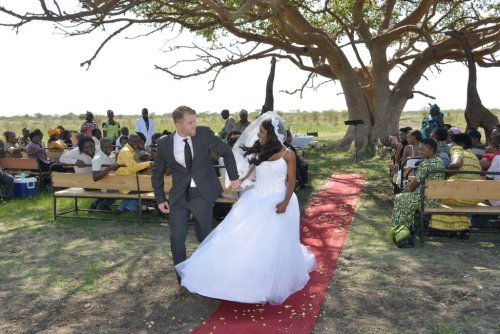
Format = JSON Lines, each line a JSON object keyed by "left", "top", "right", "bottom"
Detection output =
{"left": 230, "top": 179, "right": 241, "bottom": 192}
{"left": 276, "top": 201, "right": 288, "bottom": 214}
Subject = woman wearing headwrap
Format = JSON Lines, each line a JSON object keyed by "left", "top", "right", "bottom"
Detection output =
{"left": 47, "top": 128, "right": 68, "bottom": 152}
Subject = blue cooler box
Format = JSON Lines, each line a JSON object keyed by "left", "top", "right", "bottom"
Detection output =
{"left": 13, "top": 177, "right": 37, "bottom": 198}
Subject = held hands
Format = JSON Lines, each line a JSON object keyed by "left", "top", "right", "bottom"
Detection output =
{"left": 276, "top": 200, "right": 289, "bottom": 214}
{"left": 158, "top": 201, "right": 170, "bottom": 214}
{"left": 230, "top": 179, "right": 241, "bottom": 192}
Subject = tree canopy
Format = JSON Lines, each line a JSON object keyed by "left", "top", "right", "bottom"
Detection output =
{"left": 1, "top": 1, "right": 499, "bottom": 149}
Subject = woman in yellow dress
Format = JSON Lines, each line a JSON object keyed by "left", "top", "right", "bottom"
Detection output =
{"left": 429, "top": 133, "right": 482, "bottom": 238}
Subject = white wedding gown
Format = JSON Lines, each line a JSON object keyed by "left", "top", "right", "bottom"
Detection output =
{"left": 176, "top": 155, "right": 317, "bottom": 305}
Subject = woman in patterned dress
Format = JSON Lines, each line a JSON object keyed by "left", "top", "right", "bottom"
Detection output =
{"left": 429, "top": 133, "right": 482, "bottom": 238}
{"left": 392, "top": 138, "right": 445, "bottom": 229}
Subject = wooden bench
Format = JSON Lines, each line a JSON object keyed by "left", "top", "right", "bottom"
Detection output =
{"left": 0, "top": 157, "right": 51, "bottom": 187}
{"left": 418, "top": 170, "right": 500, "bottom": 244}
{"left": 51, "top": 172, "right": 238, "bottom": 223}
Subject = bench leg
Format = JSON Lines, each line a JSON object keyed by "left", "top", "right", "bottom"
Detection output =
{"left": 419, "top": 212, "right": 425, "bottom": 246}
{"left": 53, "top": 195, "right": 57, "bottom": 222}
{"left": 74, "top": 197, "right": 79, "bottom": 213}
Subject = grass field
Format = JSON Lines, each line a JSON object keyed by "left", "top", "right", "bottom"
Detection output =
{"left": 0, "top": 110, "right": 499, "bottom": 333}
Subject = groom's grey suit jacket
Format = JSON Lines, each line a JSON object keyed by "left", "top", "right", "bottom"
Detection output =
{"left": 151, "top": 126, "right": 239, "bottom": 207}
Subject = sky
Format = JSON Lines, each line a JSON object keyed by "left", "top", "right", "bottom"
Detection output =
{"left": 0, "top": 3, "right": 499, "bottom": 117}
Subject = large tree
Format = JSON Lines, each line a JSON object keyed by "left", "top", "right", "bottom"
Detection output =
{"left": 1, "top": 1, "right": 499, "bottom": 151}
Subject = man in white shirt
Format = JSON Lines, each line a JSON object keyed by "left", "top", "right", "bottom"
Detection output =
{"left": 135, "top": 108, "right": 155, "bottom": 145}
{"left": 91, "top": 138, "right": 120, "bottom": 210}
{"left": 59, "top": 137, "right": 96, "bottom": 174}
{"left": 220, "top": 109, "right": 235, "bottom": 141}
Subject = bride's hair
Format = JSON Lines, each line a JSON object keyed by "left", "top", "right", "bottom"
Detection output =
{"left": 241, "top": 119, "right": 282, "bottom": 166}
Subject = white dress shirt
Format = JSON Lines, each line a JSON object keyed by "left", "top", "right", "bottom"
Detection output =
{"left": 174, "top": 132, "right": 196, "bottom": 187}
{"left": 59, "top": 147, "right": 96, "bottom": 174}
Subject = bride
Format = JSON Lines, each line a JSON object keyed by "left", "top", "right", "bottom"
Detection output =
{"left": 175, "top": 112, "right": 316, "bottom": 305}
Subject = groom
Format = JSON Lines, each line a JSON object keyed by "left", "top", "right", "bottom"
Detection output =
{"left": 151, "top": 105, "right": 240, "bottom": 286}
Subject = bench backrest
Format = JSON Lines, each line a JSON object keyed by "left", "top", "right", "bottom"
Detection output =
{"left": 0, "top": 158, "right": 39, "bottom": 170}
{"left": 51, "top": 172, "right": 236, "bottom": 196}
{"left": 425, "top": 180, "right": 500, "bottom": 200}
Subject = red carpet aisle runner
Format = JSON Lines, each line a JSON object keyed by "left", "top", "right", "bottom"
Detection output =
{"left": 192, "top": 173, "right": 365, "bottom": 334}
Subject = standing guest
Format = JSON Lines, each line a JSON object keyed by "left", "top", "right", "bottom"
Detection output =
{"left": 135, "top": 108, "right": 155, "bottom": 145}
{"left": 467, "top": 129, "right": 485, "bottom": 159}
{"left": 59, "top": 137, "right": 96, "bottom": 174}
{"left": 151, "top": 105, "right": 240, "bottom": 290}
{"left": 115, "top": 127, "right": 130, "bottom": 149}
{"left": 220, "top": 109, "right": 236, "bottom": 140}
{"left": 81, "top": 111, "right": 98, "bottom": 138}
{"left": 116, "top": 133, "right": 153, "bottom": 212}
{"left": 0, "top": 167, "right": 14, "bottom": 199}
{"left": 420, "top": 103, "right": 444, "bottom": 139}
{"left": 18, "top": 128, "right": 30, "bottom": 148}
{"left": 429, "top": 133, "right": 482, "bottom": 238}
{"left": 4, "top": 131, "right": 25, "bottom": 158}
{"left": 92, "top": 128, "right": 102, "bottom": 150}
{"left": 91, "top": 138, "right": 120, "bottom": 211}
{"left": 233, "top": 109, "right": 251, "bottom": 133}
{"left": 47, "top": 128, "right": 68, "bottom": 152}
{"left": 102, "top": 110, "right": 121, "bottom": 142}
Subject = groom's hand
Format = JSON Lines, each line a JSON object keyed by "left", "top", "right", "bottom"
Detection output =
{"left": 158, "top": 201, "right": 170, "bottom": 214}
{"left": 230, "top": 179, "right": 241, "bottom": 192}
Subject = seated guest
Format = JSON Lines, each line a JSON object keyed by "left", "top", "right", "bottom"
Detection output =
{"left": 92, "top": 128, "right": 102, "bottom": 150}
{"left": 150, "top": 132, "right": 163, "bottom": 153}
{"left": 430, "top": 128, "right": 450, "bottom": 167}
{"left": 0, "top": 166, "right": 14, "bottom": 199}
{"left": 3, "top": 131, "right": 26, "bottom": 158}
{"left": 90, "top": 138, "right": 120, "bottom": 211}
{"left": 115, "top": 127, "right": 130, "bottom": 149}
{"left": 391, "top": 138, "right": 445, "bottom": 244}
{"left": 486, "top": 154, "right": 500, "bottom": 206}
{"left": 59, "top": 129, "right": 74, "bottom": 148}
{"left": 18, "top": 128, "right": 30, "bottom": 148}
{"left": 116, "top": 133, "right": 153, "bottom": 212}
{"left": 285, "top": 130, "right": 310, "bottom": 189}
{"left": 0, "top": 137, "right": 4, "bottom": 158}
{"left": 480, "top": 129, "right": 500, "bottom": 171}
{"left": 134, "top": 132, "right": 154, "bottom": 162}
{"left": 467, "top": 129, "right": 485, "bottom": 159}
{"left": 394, "top": 127, "right": 411, "bottom": 167}
{"left": 25, "top": 131, "right": 54, "bottom": 172}
{"left": 47, "top": 128, "right": 68, "bottom": 152}
{"left": 401, "top": 129, "right": 421, "bottom": 166}
{"left": 429, "top": 133, "right": 482, "bottom": 238}
{"left": 59, "top": 136, "right": 96, "bottom": 174}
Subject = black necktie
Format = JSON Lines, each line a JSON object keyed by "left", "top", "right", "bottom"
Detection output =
{"left": 183, "top": 138, "right": 192, "bottom": 170}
